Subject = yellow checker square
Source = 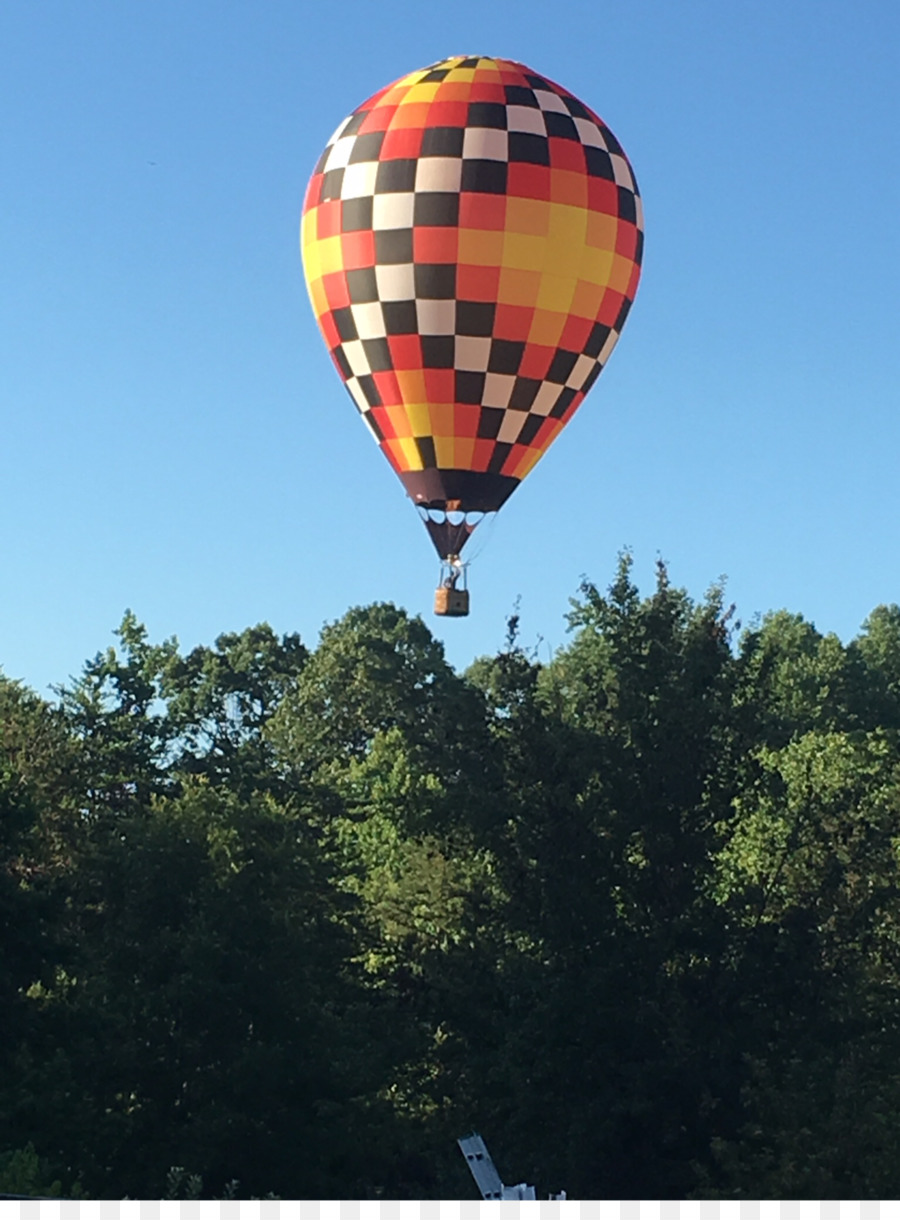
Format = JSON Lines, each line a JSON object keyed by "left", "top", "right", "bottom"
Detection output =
{"left": 505, "top": 197, "right": 551, "bottom": 238}
{"left": 386, "top": 405, "right": 414, "bottom": 439}
{"left": 316, "top": 235, "right": 344, "bottom": 278}
{"left": 395, "top": 368, "right": 427, "bottom": 401}
{"left": 432, "top": 435, "right": 456, "bottom": 468}
{"left": 570, "top": 277, "right": 606, "bottom": 321}
{"left": 586, "top": 210, "right": 618, "bottom": 252}
{"left": 501, "top": 231, "right": 548, "bottom": 274}
{"left": 405, "top": 403, "right": 433, "bottom": 437}
{"left": 528, "top": 308, "right": 567, "bottom": 347}
{"left": 536, "top": 272, "right": 577, "bottom": 315}
{"left": 399, "top": 82, "right": 442, "bottom": 104}
{"left": 302, "top": 241, "right": 321, "bottom": 285}
{"left": 309, "top": 278, "right": 328, "bottom": 318}
{"left": 458, "top": 228, "right": 506, "bottom": 268}
{"left": 301, "top": 209, "right": 317, "bottom": 249}
{"left": 497, "top": 265, "right": 542, "bottom": 306}
{"left": 546, "top": 203, "right": 589, "bottom": 277}
{"left": 445, "top": 67, "right": 477, "bottom": 82}
{"left": 580, "top": 245, "right": 615, "bottom": 290}
{"left": 397, "top": 436, "right": 424, "bottom": 470}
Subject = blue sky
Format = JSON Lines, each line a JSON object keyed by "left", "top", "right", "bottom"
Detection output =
{"left": 2, "top": 0, "right": 898, "bottom": 693}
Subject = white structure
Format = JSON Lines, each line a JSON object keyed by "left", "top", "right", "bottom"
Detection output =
{"left": 458, "top": 1132, "right": 559, "bottom": 1200}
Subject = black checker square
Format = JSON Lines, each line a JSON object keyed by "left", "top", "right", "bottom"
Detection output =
{"left": 416, "top": 436, "right": 437, "bottom": 467}
{"left": 487, "top": 442, "right": 512, "bottom": 474}
{"left": 509, "top": 377, "right": 541, "bottom": 411}
{"left": 414, "top": 263, "right": 456, "bottom": 300}
{"left": 455, "top": 370, "right": 486, "bottom": 405}
{"left": 581, "top": 363, "right": 602, "bottom": 395}
{"left": 614, "top": 297, "right": 633, "bottom": 332}
{"left": 313, "top": 147, "right": 330, "bottom": 175}
{"left": 332, "top": 306, "right": 358, "bottom": 343}
{"left": 356, "top": 373, "right": 383, "bottom": 408}
{"left": 361, "top": 336, "right": 392, "bottom": 372}
{"left": 375, "top": 159, "right": 417, "bottom": 193}
{"left": 584, "top": 147, "right": 614, "bottom": 180}
{"left": 477, "top": 407, "right": 504, "bottom": 439}
{"left": 348, "top": 131, "right": 386, "bottom": 163}
{"left": 524, "top": 73, "right": 549, "bottom": 89}
{"left": 421, "top": 68, "right": 450, "bottom": 82}
{"left": 544, "top": 111, "right": 579, "bottom": 141}
{"left": 504, "top": 84, "right": 539, "bottom": 108}
{"left": 420, "top": 126, "right": 465, "bottom": 157}
{"left": 346, "top": 266, "right": 379, "bottom": 303}
{"left": 549, "top": 387, "right": 577, "bottom": 418}
{"left": 375, "top": 228, "right": 414, "bottom": 264}
{"left": 341, "top": 111, "right": 368, "bottom": 138}
{"left": 332, "top": 345, "right": 352, "bottom": 379}
{"left": 468, "top": 101, "right": 507, "bottom": 129}
{"left": 460, "top": 159, "right": 508, "bottom": 194}
{"left": 584, "top": 322, "right": 611, "bottom": 358}
{"left": 546, "top": 348, "right": 579, "bottom": 384}
{"left": 517, "top": 414, "right": 545, "bottom": 446}
{"left": 420, "top": 335, "right": 455, "bottom": 369}
{"left": 414, "top": 193, "right": 460, "bottom": 227}
{"left": 364, "top": 412, "right": 385, "bottom": 441}
{"left": 617, "top": 186, "right": 637, "bottom": 224}
{"left": 488, "top": 338, "right": 525, "bottom": 375}
{"left": 508, "top": 132, "right": 550, "bottom": 166}
{"left": 456, "top": 300, "right": 496, "bottom": 337}
{"left": 320, "top": 168, "right": 344, "bottom": 200}
{"left": 562, "top": 94, "right": 591, "bottom": 119}
{"left": 341, "top": 196, "right": 373, "bottom": 231}
{"left": 601, "top": 124, "right": 623, "bottom": 156}
{"left": 382, "top": 299, "right": 418, "bottom": 335}
{"left": 635, "top": 229, "right": 645, "bottom": 265}
{"left": 459, "top": 56, "right": 481, "bottom": 68}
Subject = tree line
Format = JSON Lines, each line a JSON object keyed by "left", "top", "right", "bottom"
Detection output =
{"left": 3, "top": 554, "right": 900, "bottom": 1198}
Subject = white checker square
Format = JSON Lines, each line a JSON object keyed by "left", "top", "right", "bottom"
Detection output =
{"left": 345, "top": 378, "right": 370, "bottom": 412}
{"left": 340, "top": 161, "right": 379, "bottom": 199}
{"left": 375, "top": 262, "right": 415, "bottom": 300}
{"left": 482, "top": 372, "right": 515, "bottom": 408}
{"left": 574, "top": 116, "right": 605, "bottom": 147}
{"left": 497, "top": 411, "right": 527, "bottom": 444}
{"left": 598, "top": 329, "right": 619, "bottom": 364}
{"left": 416, "top": 299, "right": 455, "bottom": 334}
{"left": 341, "top": 340, "right": 370, "bottom": 378}
{"left": 372, "top": 192, "right": 415, "bottom": 230}
{"left": 533, "top": 89, "right": 569, "bottom": 114}
{"left": 454, "top": 336, "right": 491, "bottom": 372}
{"left": 611, "top": 154, "right": 634, "bottom": 189}
{"left": 350, "top": 301, "right": 387, "bottom": 340}
{"left": 530, "top": 381, "right": 563, "bottom": 416}
{"left": 323, "top": 136, "right": 356, "bottom": 172}
{"left": 327, "top": 114, "right": 353, "bottom": 145}
{"left": 462, "top": 128, "right": 509, "bottom": 162}
{"left": 567, "top": 353, "right": 597, "bottom": 389}
{"left": 506, "top": 106, "right": 547, "bottom": 136}
{"left": 415, "top": 157, "right": 463, "bottom": 192}
{"left": 635, "top": 196, "right": 644, "bottom": 229}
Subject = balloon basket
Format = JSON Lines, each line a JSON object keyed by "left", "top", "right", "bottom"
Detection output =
{"left": 434, "top": 557, "right": 469, "bottom": 617}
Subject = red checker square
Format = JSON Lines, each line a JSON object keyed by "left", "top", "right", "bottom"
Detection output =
{"left": 493, "top": 302, "right": 535, "bottom": 342}
{"left": 615, "top": 222, "right": 638, "bottom": 260}
{"left": 456, "top": 262, "right": 501, "bottom": 301}
{"left": 559, "top": 313, "right": 594, "bottom": 352}
{"left": 598, "top": 289, "right": 625, "bottom": 327}
{"left": 303, "top": 177, "right": 323, "bottom": 210}
{"left": 534, "top": 418, "right": 563, "bottom": 449}
{"left": 471, "top": 439, "right": 496, "bottom": 472}
{"left": 507, "top": 162, "right": 551, "bottom": 203}
{"left": 424, "top": 368, "right": 455, "bottom": 402}
{"left": 413, "top": 226, "right": 459, "bottom": 263}
{"left": 454, "top": 404, "right": 481, "bottom": 438}
{"left": 459, "top": 192, "right": 508, "bottom": 230}
{"left": 426, "top": 99, "right": 468, "bottom": 127}
{"left": 315, "top": 199, "right": 342, "bottom": 239}
{"left": 550, "top": 167, "right": 588, "bottom": 207}
{"left": 323, "top": 271, "right": 350, "bottom": 310}
{"left": 319, "top": 314, "right": 340, "bottom": 348}
{"left": 387, "top": 334, "right": 422, "bottom": 370}
{"left": 549, "top": 138, "right": 586, "bottom": 174}
{"left": 381, "top": 440, "right": 403, "bottom": 473}
{"left": 501, "top": 443, "right": 531, "bottom": 477}
{"left": 587, "top": 177, "right": 618, "bottom": 215}
{"left": 372, "top": 369, "right": 402, "bottom": 405}
{"left": 340, "top": 229, "right": 376, "bottom": 269}
{"left": 362, "top": 84, "right": 392, "bottom": 108}
{"left": 626, "top": 263, "right": 641, "bottom": 298}
{"left": 381, "top": 125, "right": 424, "bottom": 159}
{"left": 518, "top": 343, "right": 554, "bottom": 379}
{"left": 359, "top": 105, "right": 396, "bottom": 133}
{"left": 370, "top": 406, "right": 394, "bottom": 438}
{"left": 467, "top": 81, "right": 506, "bottom": 104}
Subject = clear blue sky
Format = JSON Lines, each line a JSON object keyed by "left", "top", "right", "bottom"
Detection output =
{"left": 2, "top": 0, "right": 898, "bottom": 693}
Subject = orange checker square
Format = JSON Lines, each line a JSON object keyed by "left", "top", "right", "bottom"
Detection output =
{"left": 456, "top": 262, "right": 501, "bottom": 302}
{"left": 389, "top": 337, "right": 424, "bottom": 374}
{"left": 587, "top": 177, "right": 618, "bottom": 216}
{"left": 558, "top": 311, "right": 594, "bottom": 352}
{"left": 518, "top": 343, "right": 555, "bottom": 380}
{"left": 389, "top": 101, "right": 431, "bottom": 130}
{"left": 340, "top": 229, "right": 376, "bottom": 270}
{"left": 505, "top": 196, "right": 551, "bottom": 238}
{"left": 423, "top": 368, "right": 455, "bottom": 402}
{"left": 471, "top": 438, "right": 496, "bottom": 472}
{"left": 497, "top": 265, "right": 542, "bottom": 308}
{"left": 413, "top": 226, "right": 459, "bottom": 264}
{"left": 452, "top": 435, "right": 476, "bottom": 470}
{"left": 379, "top": 441, "right": 402, "bottom": 473}
{"left": 427, "top": 402, "right": 456, "bottom": 437}
{"left": 550, "top": 168, "right": 588, "bottom": 208}
{"left": 528, "top": 308, "right": 567, "bottom": 347}
{"left": 512, "top": 445, "right": 545, "bottom": 480}
{"left": 430, "top": 80, "right": 473, "bottom": 102}
{"left": 378, "top": 83, "right": 414, "bottom": 109}
{"left": 358, "top": 105, "right": 397, "bottom": 133}
{"left": 315, "top": 199, "right": 342, "bottom": 239}
{"left": 372, "top": 368, "right": 402, "bottom": 405}
{"left": 597, "top": 288, "right": 625, "bottom": 327}
{"left": 360, "top": 82, "right": 393, "bottom": 109}
{"left": 501, "top": 443, "right": 532, "bottom": 478}
{"left": 426, "top": 99, "right": 468, "bottom": 127}
{"left": 381, "top": 125, "right": 423, "bottom": 159}
{"left": 615, "top": 221, "right": 639, "bottom": 260}
{"left": 493, "top": 301, "right": 535, "bottom": 342}
{"left": 385, "top": 404, "right": 414, "bottom": 439}
{"left": 459, "top": 192, "right": 508, "bottom": 231}
{"left": 586, "top": 209, "right": 618, "bottom": 253}
{"left": 507, "top": 162, "right": 552, "bottom": 203}
{"left": 457, "top": 227, "right": 506, "bottom": 267}
{"left": 394, "top": 368, "right": 427, "bottom": 403}
{"left": 322, "top": 270, "right": 350, "bottom": 310}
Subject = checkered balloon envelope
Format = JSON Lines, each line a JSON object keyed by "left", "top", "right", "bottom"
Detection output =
{"left": 301, "top": 55, "right": 643, "bottom": 563}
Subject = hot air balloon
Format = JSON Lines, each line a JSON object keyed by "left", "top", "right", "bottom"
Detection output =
{"left": 301, "top": 55, "right": 643, "bottom": 616}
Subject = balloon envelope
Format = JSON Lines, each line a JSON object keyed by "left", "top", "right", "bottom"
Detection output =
{"left": 301, "top": 55, "right": 643, "bottom": 556}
